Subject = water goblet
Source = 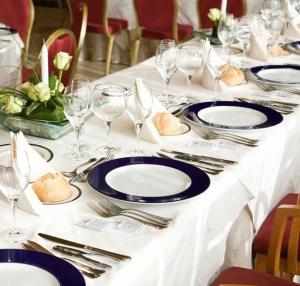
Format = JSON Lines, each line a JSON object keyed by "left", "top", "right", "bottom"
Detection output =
{"left": 0, "top": 147, "right": 30, "bottom": 243}
{"left": 155, "top": 39, "right": 177, "bottom": 104}
{"left": 176, "top": 45, "right": 203, "bottom": 98}
{"left": 92, "top": 84, "right": 126, "bottom": 154}
{"left": 63, "top": 84, "right": 91, "bottom": 160}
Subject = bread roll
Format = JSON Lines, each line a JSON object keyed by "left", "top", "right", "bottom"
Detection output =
{"left": 269, "top": 44, "right": 286, "bottom": 57}
{"left": 152, "top": 112, "right": 181, "bottom": 135}
{"left": 218, "top": 64, "right": 246, "bottom": 86}
{"left": 32, "top": 172, "right": 72, "bottom": 202}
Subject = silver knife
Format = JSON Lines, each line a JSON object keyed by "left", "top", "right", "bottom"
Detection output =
{"left": 53, "top": 246, "right": 111, "bottom": 269}
{"left": 175, "top": 154, "right": 225, "bottom": 169}
{"left": 161, "top": 149, "right": 238, "bottom": 165}
{"left": 38, "top": 233, "right": 130, "bottom": 261}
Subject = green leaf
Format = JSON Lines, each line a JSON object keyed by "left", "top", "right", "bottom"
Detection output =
{"left": 29, "top": 70, "right": 40, "bottom": 85}
{"left": 49, "top": 73, "right": 58, "bottom": 91}
{"left": 26, "top": 102, "right": 42, "bottom": 116}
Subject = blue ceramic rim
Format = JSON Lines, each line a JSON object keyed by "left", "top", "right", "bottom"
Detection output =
{"left": 88, "top": 156, "right": 210, "bottom": 203}
{"left": 250, "top": 64, "right": 300, "bottom": 85}
{"left": 290, "top": 41, "right": 300, "bottom": 49}
{"left": 0, "top": 249, "right": 85, "bottom": 286}
{"left": 182, "top": 101, "right": 283, "bottom": 130}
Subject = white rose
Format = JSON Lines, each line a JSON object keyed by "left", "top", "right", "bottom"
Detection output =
{"left": 208, "top": 8, "right": 221, "bottom": 22}
{"left": 53, "top": 52, "right": 72, "bottom": 71}
{"left": 35, "top": 82, "right": 51, "bottom": 102}
{"left": 27, "top": 85, "right": 39, "bottom": 101}
{"left": 4, "top": 95, "right": 23, "bottom": 114}
{"left": 20, "top": 81, "right": 34, "bottom": 94}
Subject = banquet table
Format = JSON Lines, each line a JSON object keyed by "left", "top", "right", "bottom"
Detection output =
{"left": 0, "top": 24, "right": 23, "bottom": 88}
{"left": 1, "top": 38, "right": 300, "bottom": 286}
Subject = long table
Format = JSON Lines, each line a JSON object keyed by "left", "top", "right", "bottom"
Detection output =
{"left": 1, "top": 39, "right": 300, "bottom": 286}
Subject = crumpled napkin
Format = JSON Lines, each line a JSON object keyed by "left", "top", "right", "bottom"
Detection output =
{"left": 283, "top": 0, "right": 300, "bottom": 39}
{"left": 248, "top": 20, "right": 271, "bottom": 61}
{"left": 201, "top": 39, "right": 226, "bottom": 91}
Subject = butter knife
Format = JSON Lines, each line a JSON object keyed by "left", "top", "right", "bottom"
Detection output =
{"left": 38, "top": 233, "right": 130, "bottom": 261}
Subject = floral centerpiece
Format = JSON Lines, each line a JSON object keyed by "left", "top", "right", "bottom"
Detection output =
{"left": 0, "top": 52, "right": 73, "bottom": 139}
{"left": 208, "top": 8, "right": 221, "bottom": 39}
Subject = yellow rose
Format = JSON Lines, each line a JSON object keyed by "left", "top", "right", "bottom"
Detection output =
{"left": 35, "top": 82, "right": 51, "bottom": 102}
{"left": 53, "top": 52, "right": 72, "bottom": 71}
{"left": 27, "top": 85, "right": 39, "bottom": 101}
{"left": 4, "top": 95, "right": 23, "bottom": 114}
{"left": 208, "top": 8, "right": 221, "bottom": 22}
{"left": 20, "top": 81, "right": 34, "bottom": 94}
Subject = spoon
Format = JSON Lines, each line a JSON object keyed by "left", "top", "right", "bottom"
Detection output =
{"left": 62, "top": 157, "right": 97, "bottom": 177}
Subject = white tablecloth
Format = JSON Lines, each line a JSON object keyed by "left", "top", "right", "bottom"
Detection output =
{"left": 1, "top": 38, "right": 300, "bottom": 286}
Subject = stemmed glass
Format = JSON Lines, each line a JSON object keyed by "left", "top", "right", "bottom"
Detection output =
{"left": 218, "top": 14, "right": 238, "bottom": 64}
{"left": 236, "top": 17, "right": 252, "bottom": 68}
{"left": 126, "top": 84, "right": 153, "bottom": 155}
{"left": 176, "top": 45, "right": 203, "bottom": 98}
{"left": 0, "top": 147, "right": 30, "bottom": 243}
{"left": 92, "top": 84, "right": 126, "bottom": 154}
{"left": 63, "top": 83, "right": 91, "bottom": 160}
{"left": 155, "top": 39, "right": 177, "bottom": 104}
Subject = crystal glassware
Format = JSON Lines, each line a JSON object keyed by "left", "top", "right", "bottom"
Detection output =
{"left": 92, "top": 84, "right": 126, "bottom": 154}
{"left": 63, "top": 83, "right": 91, "bottom": 160}
{"left": 155, "top": 39, "right": 177, "bottom": 104}
{"left": 126, "top": 85, "right": 153, "bottom": 155}
{"left": 0, "top": 147, "right": 30, "bottom": 243}
{"left": 217, "top": 14, "right": 238, "bottom": 64}
{"left": 176, "top": 44, "right": 203, "bottom": 98}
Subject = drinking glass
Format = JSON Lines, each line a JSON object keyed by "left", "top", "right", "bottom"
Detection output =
{"left": 63, "top": 83, "right": 91, "bottom": 160}
{"left": 236, "top": 17, "right": 252, "bottom": 68}
{"left": 0, "top": 148, "right": 30, "bottom": 243}
{"left": 260, "top": 0, "right": 283, "bottom": 30}
{"left": 92, "top": 84, "right": 126, "bottom": 154}
{"left": 176, "top": 45, "right": 203, "bottom": 98}
{"left": 218, "top": 14, "right": 238, "bottom": 63}
{"left": 155, "top": 39, "right": 177, "bottom": 104}
{"left": 126, "top": 86, "right": 153, "bottom": 155}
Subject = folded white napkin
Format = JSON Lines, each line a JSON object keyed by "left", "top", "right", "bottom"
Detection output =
{"left": 13, "top": 131, "right": 53, "bottom": 216}
{"left": 248, "top": 21, "right": 271, "bottom": 61}
{"left": 134, "top": 78, "right": 164, "bottom": 144}
{"left": 201, "top": 39, "right": 226, "bottom": 91}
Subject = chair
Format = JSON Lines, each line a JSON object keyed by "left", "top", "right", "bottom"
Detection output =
{"left": 0, "top": 0, "right": 35, "bottom": 65}
{"left": 253, "top": 193, "right": 300, "bottom": 280}
{"left": 23, "top": 28, "right": 77, "bottom": 86}
{"left": 83, "top": 0, "right": 128, "bottom": 75}
{"left": 131, "top": 0, "right": 193, "bottom": 65}
{"left": 197, "top": 0, "right": 246, "bottom": 29}
{"left": 210, "top": 204, "right": 300, "bottom": 285}
{"left": 66, "top": 1, "right": 88, "bottom": 63}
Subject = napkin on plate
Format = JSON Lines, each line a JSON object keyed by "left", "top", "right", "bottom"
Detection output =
{"left": 132, "top": 78, "right": 164, "bottom": 144}
{"left": 13, "top": 131, "right": 54, "bottom": 216}
{"left": 248, "top": 20, "right": 271, "bottom": 61}
{"left": 284, "top": 0, "right": 300, "bottom": 39}
{"left": 201, "top": 39, "right": 226, "bottom": 91}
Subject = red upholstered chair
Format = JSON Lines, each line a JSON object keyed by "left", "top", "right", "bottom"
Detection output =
{"left": 198, "top": 0, "right": 246, "bottom": 28}
{"left": 253, "top": 193, "right": 300, "bottom": 280}
{"left": 0, "top": 0, "right": 35, "bottom": 65}
{"left": 131, "top": 0, "right": 193, "bottom": 65}
{"left": 210, "top": 203, "right": 300, "bottom": 285}
{"left": 23, "top": 29, "right": 77, "bottom": 86}
{"left": 82, "top": 0, "right": 128, "bottom": 75}
{"left": 66, "top": 1, "right": 88, "bottom": 63}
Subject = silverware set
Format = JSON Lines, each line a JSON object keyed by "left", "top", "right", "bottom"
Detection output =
{"left": 157, "top": 150, "right": 236, "bottom": 175}
{"left": 235, "top": 97, "right": 298, "bottom": 115}
{"left": 88, "top": 199, "right": 172, "bottom": 229}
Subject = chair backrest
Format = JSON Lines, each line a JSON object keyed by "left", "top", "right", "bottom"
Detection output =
{"left": 45, "top": 28, "right": 77, "bottom": 86}
{"left": 66, "top": 1, "right": 88, "bottom": 60}
{"left": 266, "top": 204, "right": 300, "bottom": 278}
{"left": 134, "top": 0, "right": 179, "bottom": 42}
{"left": 0, "top": 0, "right": 35, "bottom": 64}
{"left": 197, "top": 0, "right": 246, "bottom": 28}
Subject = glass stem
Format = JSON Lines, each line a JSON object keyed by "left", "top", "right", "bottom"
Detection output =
{"left": 135, "top": 122, "right": 143, "bottom": 146}
{"left": 163, "top": 77, "right": 171, "bottom": 100}
{"left": 74, "top": 125, "right": 82, "bottom": 159}
{"left": 226, "top": 45, "right": 231, "bottom": 64}
{"left": 242, "top": 43, "right": 246, "bottom": 67}
{"left": 104, "top": 121, "right": 112, "bottom": 146}
{"left": 187, "top": 74, "right": 192, "bottom": 96}
{"left": 9, "top": 198, "right": 18, "bottom": 234}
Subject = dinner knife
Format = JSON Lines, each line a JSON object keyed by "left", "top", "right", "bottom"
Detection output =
{"left": 174, "top": 154, "right": 225, "bottom": 169}
{"left": 160, "top": 149, "right": 238, "bottom": 165}
{"left": 38, "top": 233, "right": 131, "bottom": 261}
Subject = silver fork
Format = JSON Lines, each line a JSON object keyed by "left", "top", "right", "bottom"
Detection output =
{"left": 99, "top": 197, "right": 172, "bottom": 224}
{"left": 195, "top": 128, "right": 258, "bottom": 147}
{"left": 87, "top": 202, "right": 168, "bottom": 229}
{"left": 62, "top": 157, "right": 97, "bottom": 178}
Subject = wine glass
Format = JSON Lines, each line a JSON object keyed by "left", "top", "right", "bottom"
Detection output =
{"left": 92, "top": 84, "right": 126, "bottom": 154}
{"left": 155, "top": 39, "right": 177, "bottom": 104}
{"left": 176, "top": 45, "right": 203, "bottom": 99}
{"left": 260, "top": 0, "right": 283, "bottom": 30}
{"left": 0, "top": 147, "right": 30, "bottom": 243}
{"left": 126, "top": 85, "right": 153, "bottom": 155}
{"left": 63, "top": 83, "right": 91, "bottom": 160}
{"left": 218, "top": 14, "right": 238, "bottom": 64}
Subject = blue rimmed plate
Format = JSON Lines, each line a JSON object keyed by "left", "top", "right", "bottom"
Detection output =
{"left": 250, "top": 64, "right": 300, "bottom": 86}
{"left": 183, "top": 101, "right": 283, "bottom": 131}
{"left": 88, "top": 156, "right": 210, "bottom": 204}
{"left": 0, "top": 249, "right": 85, "bottom": 286}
